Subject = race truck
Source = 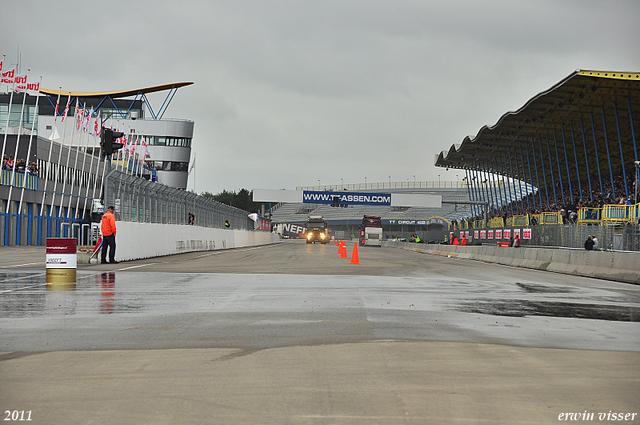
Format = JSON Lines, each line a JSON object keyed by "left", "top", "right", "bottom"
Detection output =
{"left": 360, "top": 215, "right": 382, "bottom": 246}
{"left": 305, "top": 215, "right": 329, "bottom": 244}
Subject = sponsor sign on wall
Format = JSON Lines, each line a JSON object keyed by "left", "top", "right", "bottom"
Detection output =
{"left": 279, "top": 223, "right": 306, "bottom": 239}
{"left": 303, "top": 191, "right": 392, "bottom": 206}
{"left": 46, "top": 238, "right": 77, "bottom": 285}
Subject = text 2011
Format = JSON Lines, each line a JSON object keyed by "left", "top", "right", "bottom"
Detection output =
{"left": 4, "top": 411, "right": 32, "bottom": 421}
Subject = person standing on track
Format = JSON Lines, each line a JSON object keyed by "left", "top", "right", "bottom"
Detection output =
{"left": 101, "top": 206, "right": 118, "bottom": 264}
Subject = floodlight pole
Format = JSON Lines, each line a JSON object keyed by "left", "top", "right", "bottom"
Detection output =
{"left": 635, "top": 161, "right": 639, "bottom": 205}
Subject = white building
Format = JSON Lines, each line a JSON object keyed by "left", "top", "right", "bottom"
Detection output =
{"left": 35, "top": 82, "right": 194, "bottom": 189}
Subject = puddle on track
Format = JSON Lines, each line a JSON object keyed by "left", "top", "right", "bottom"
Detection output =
{"left": 454, "top": 300, "right": 639, "bottom": 322}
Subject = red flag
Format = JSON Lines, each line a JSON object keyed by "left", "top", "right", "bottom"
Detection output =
{"left": 54, "top": 90, "right": 61, "bottom": 122}
{"left": 93, "top": 115, "right": 100, "bottom": 136}
{"left": 61, "top": 94, "right": 71, "bottom": 122}
{"left": 75, "top": 100, "right": 84, "bottom": 131}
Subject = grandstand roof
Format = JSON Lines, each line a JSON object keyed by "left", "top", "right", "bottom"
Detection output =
{"left": 435, "top": 70, "right": 640, "bottom": 189}
{"left": 40, "top": 82, "right": 194, "bottom": 99}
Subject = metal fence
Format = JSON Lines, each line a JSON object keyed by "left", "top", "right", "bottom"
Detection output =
{"left": 528, "top": 224, "right": 640, "bottom": 252}
{"left": 103, "top": 169, "right": 254, "bottom": 230}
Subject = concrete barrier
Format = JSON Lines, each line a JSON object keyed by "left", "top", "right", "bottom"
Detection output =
{"left": 384, "top": 241, "right": 639, "bottom": 285}
{"left": 79, "top": 222, "right": 279, "bottom": 263}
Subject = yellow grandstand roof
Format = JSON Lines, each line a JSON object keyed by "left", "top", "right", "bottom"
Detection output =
{"left": 40, "top": 82, "right": 194, "bottom": 98}
{"left": 434, "top": 70, "right": 640, "bottom": 190}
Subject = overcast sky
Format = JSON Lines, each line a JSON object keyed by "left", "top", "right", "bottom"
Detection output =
{"left": 3, "top": 0, "right": 639, "bottom": 194}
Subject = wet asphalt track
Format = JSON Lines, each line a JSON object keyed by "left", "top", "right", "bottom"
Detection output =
{"left": 1, "top": 241, "right": 639, "bottom": 424}
{"left": 1, "top": 240, "right": 638, "bottom": 352}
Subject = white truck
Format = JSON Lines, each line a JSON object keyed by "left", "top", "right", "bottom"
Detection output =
{"left": 305, "top": 215, "right": 329, "bottom": 244}
{"left": 359, "top": 215, "right": 383, "bottom": 247}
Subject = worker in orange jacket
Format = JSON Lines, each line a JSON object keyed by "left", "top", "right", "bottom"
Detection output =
{"left": 101, "top": 206, "right": 118, "bottom": 264}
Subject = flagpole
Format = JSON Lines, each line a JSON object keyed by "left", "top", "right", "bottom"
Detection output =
{"left": 51, "top": 94, "right": 72, "bottom": 231}
{"left": 139, "top": 133, "right": 146, "bottom": 178}
{"left": 129, "top": 133, "right": 139, "bottom": 177}
{"left": 59, "top": 99, "right": 84, "bottom": 221}
{"left": 71, "top": 107, "right": 92, "bottom": 219}
{"left": 120, "top": 126, "right": 130, "bottom": 174}
{"left": 124, "top": 128, "right": 134, "bottom": 176}
{"left": 94, "top": 113, "right": 112, "bottom": 206}
{"left": 86, "top": 113, "right": 103, "bottom": 214}
{"left": 67, "top": 105, "right": 88, "bottom": 219}
{"left": 40, "top": 87, "right": 61, "bottom": 217}
{"left": 18, "top": 76, "right": 42, "bottom": 232}
{"left": 76, "top": 108, "right": 95, "bottom": 219}
{"left": 6, "top": 70, "right": 30, "bottom": 238}
{"left": 96, "top": 153, "right": 108, "bottom": 207}
{"left": 1, "top": 59, "right": 16, "bottom": 178}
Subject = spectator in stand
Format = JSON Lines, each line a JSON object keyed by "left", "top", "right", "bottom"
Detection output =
{"left": 569, "top": 210, "right": 578, "bottom": 224}
{"left": 584, "top": 235, "right": 594, "bottom": 251}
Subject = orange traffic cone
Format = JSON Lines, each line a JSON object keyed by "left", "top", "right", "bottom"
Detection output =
{"left": 350, "top": 242, "right": 360, "bottom": 265}
{"left": 340, "top": 241, "right": 348, "bottom": 258}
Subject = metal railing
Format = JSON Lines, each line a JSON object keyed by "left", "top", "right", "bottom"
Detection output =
{"left": 488, "top": 217, "right": 505, "bottom": 228}
{"left": 103, "top": 169, "right": 254, "bottom": 230}
{"left": 602, "top": 205, "right": 631, "bottom": 223}
{"left": 577, "top": 207, "right": 602, "bottom": 225}
{"left": 1, "top": 169, "right": 38, "bottom": 190}
{"left": 296, "top": 181, "right": 465, "bottom": 191}
{"left": 507, "top": 215, "right": 530, "bottom": 226}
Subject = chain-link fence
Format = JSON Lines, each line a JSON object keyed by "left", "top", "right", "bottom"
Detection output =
{"left": 529, "top": 223, "right": 639, "bottom": 252}
{"left": 103, "top": 169, "right": 254, "bottom": 230}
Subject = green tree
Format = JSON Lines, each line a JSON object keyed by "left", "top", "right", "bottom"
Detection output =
{"left": 201, "top": 189, "right": 261, "bottom": 213}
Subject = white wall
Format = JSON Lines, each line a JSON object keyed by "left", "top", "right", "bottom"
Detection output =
{"left": 112, "top": 222, "right": 279, "bottom": 261}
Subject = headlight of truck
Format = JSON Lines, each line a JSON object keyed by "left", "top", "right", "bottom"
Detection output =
{"left": 320, "top": 233, "right": 326, "bottom": 239}
{"left": 307, "top": 233, "right": 313, "bottom": 240}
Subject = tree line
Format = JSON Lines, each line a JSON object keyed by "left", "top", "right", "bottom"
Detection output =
{"left": 201, "top": 188, "right": 262, "bottom": 213}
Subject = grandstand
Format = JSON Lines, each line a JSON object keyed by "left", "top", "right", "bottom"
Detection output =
{"left": 434, "top": 70, "right": 640, "bottom": 251}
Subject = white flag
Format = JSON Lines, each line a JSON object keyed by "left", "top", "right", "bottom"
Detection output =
{"left": 13, "top": 74, "right": 27, "bottom": 93}
{"left": 1, "top": 68, "right": 14, "bottom": 84}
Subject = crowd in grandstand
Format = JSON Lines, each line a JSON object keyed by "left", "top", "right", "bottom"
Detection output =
{"left": 2, "top": 155, "right": 39, "bottom": 176}
{"left": 466, "top": 169, "right": 638, "bottom": 226}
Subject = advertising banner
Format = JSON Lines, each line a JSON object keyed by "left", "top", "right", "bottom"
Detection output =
{"left": 279, "top": 223, "right": 306, "bottom": 239}
{"left": 303, "top": 191, "right": 391, "bottom": 206}
{"left": 46, "top": 238, "right": 77, "bottom": 285}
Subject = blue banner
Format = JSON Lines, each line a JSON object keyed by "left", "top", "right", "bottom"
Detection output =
{"left": 302, "top": 191, "right": 392, "bottom": 205}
